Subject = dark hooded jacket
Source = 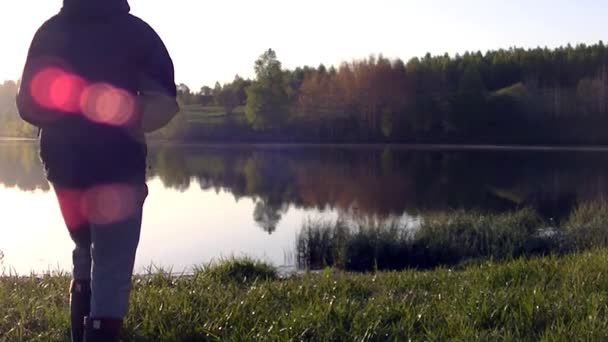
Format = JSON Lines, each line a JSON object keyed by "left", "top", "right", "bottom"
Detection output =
{"left": 17, "top": 0, "right": 177, "bottom": 188}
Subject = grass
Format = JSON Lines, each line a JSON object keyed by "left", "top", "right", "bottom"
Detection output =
{"left": 6, "top": 203, "right": 608, "bottom": 340}
{"left": 168, "top": 104, "right": 249, "bottom": 128}
{"left": 5, "top": 252, "right": 608, "bottom": 340}
{"left": 196, "top": 257, "right": 278, "bottom": 284}
{"left": 297, "top": 201, "right": 608, "bottom": 272}
{"left": 563, "top": 199, "right": 608, "bottom": 250}
{"left": 180, "top": 105, "right": 246, "bottom": 119}
{"left": 297, "top": 209, "right": 562, "bottom": 271}
{"left": 492, "top": 82, "right": 528, "bottom": 99}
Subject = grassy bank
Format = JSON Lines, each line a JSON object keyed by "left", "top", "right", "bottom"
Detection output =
{"left": 4, "top": 252, "right": 608, "bottom": 341}
{"left": 297, "top": 201, "right": 608, "bottom": 271}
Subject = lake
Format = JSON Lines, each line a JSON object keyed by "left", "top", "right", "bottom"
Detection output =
{"left": 2, "top": 141, "right": 608, "bottom": 274}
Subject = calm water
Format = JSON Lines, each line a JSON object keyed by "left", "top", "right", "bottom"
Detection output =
{"left": 2, "top": 141, "right": 608, "bottom": 274}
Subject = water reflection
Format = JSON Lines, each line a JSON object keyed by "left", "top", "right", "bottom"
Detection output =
{"left": 4, "top": 141, "right": 608, "bottom": 273}
{"left": 0, "top": 141, "right": 49, "bottom": 192}
{"left": 3, "top": 142, "right": 608, "bottom": 223}
{"left": 253, "top": 200, "right": 288, "bottom": 235}
{"left": 146, "top": 145, "right": 608, "bottom": 222}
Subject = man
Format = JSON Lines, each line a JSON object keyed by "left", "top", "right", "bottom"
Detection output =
{"left": 16, "top": 0, "right": 178, "bottom": 341}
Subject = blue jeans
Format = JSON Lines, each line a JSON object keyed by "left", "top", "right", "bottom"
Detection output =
{"left": 55, "top": 183, "right": 148, "bottom": 318}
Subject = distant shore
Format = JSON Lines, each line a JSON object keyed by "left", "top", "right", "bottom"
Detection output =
{"left": 6, "top": 136, "right": 608, "bottom": 152}
{"left": 0, "top": 137, "right": 36, "bottom": 142}
{"left": 148, "top": 141, "right": 608, "bottom": 152}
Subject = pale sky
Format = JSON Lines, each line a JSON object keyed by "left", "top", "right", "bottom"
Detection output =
{"left": 1, "top": 0, "right": 606, "bottom": 90}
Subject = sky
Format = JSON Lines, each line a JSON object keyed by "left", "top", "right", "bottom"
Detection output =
{"left": 0, "top": 0, "right": 606, "bottom": 90}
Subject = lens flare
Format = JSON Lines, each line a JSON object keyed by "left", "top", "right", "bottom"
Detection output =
{"left": 55, "top": 188, "right": 88, "bottom": 232}
{"left": 81, "top": 83, "right": 136, "bottom": 126}
{"left": 81, "top": 184, "right": 137, "bottom": 225}
{"left": 31, "top": 67, "right": 86, "bottom": 113}
{"left": 30, "top": 67, "right": 136, "bottom": 127}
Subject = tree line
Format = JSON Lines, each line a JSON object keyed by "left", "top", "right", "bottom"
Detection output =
{"left": 170, "top": 42, "right": 608, "bottom": 144}
{"left": 0, "top": 80, "right": 37, "bottom": 137}
{"left": 4, "top": 42, "right": 608, "bottom": 144}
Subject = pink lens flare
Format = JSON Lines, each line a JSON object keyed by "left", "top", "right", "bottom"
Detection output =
{"left": 55, "top": 188, "right": 88, "bottom": 232}
{"left": 81, "top": 83, "right": 137, "bottom": 126}
{"left": 30, "top": 67, "right": 137, "bottom": 127}
{"left": 31, "top": 67, "right": 87, "bottom": 113}
{"left": 55, "top": 184, "right": 141, "bottom": 230}
{"left": 81, "top": 184, "right": 137, "bottom": 225}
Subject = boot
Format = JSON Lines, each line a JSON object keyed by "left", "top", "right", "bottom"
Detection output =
{"left": 84, "top": 317, "right": 123, "bottom": 342}
{"left": 70, "top": 280, "right": 91, "bottom": 342}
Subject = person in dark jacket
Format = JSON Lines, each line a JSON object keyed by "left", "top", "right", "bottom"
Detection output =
{"left": 16, "top": 0, "right": 178, "bottom": 340}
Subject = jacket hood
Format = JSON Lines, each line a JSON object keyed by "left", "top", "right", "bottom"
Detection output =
{"left": 61, "top": 0, "right": 130, "bottom": 17}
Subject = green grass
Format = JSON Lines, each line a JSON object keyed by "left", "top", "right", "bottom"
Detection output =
{"left": 297, "top": 209, "right": 561, "bottom": 271}
{"left": 492, "top": 82, "right": 528, "bottom": 99}
{"left": 563, "top": 199, "right": 608, "bottom": 250}
{"left": 181, "top": 104, "right": 248, "bottom": 127}
{"left": 5, "top": 252, "right": 608, "bottom": 340}
{"left": 5, "top": 203, "right": 608, "bottom": 340}
{"left": 297, "top": 202, "right": 608, "bottom": 272}
{"left": 196, "top": 257, "right": 278, "bottom": 284}
{"left": 181, "top": 105, "right": 246, "bottom": 118}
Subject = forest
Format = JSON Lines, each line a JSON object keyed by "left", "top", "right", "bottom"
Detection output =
{"left": 3, "top": 41, "right": 608, "bottom": 144}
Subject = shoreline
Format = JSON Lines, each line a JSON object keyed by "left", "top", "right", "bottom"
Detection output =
{"left": 148, "top": 140, "right": 608, "bottom": 152}
{"left": 5, "top": 136, "right": 608, "bottom": 152}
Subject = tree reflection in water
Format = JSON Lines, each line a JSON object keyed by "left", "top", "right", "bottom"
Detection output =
{"left": 4, "top": 142, "right": 608, "bottom": 228}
